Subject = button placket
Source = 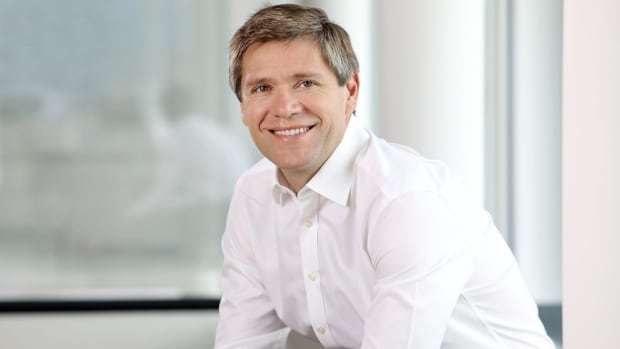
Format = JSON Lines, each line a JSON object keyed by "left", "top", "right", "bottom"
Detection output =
{"left": 297, "top": 193, "right": 337, "bottom": 347}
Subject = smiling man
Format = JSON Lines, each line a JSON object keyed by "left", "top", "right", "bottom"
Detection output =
{"left": 215, "top": 4, "right": 555, "bottom": 349}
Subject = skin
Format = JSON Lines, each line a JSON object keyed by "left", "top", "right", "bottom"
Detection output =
{"left": 239, "top": 37, "right": 359, "bottom": 193}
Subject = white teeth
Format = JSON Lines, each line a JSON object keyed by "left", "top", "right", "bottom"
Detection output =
{"left": 273, "top": 127, "right": 310, "bottom": 136}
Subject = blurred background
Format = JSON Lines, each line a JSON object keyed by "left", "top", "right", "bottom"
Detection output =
{"left": 0, "top": 0, "right": 616, "bottom": 348}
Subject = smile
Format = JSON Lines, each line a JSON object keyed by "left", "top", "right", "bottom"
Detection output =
{"left": 272, "top": 127, "right": 311, "bottom": 136}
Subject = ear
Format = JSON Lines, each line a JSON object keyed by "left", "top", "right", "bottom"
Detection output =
{"left": 344, "top": 73, "right": 360, "bottom": 118}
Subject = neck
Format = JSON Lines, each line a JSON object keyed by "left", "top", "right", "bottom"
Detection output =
{"left": 277, "top": 168, "right": 316, "bottom": 195}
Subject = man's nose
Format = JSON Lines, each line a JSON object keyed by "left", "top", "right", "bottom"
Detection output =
{"left": 271, "top": 89, "right": 301, "bottom": 118}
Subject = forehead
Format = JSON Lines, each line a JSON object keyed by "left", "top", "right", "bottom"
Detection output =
{"left": 241, "top": 38, "right": 332, "bottom": 81}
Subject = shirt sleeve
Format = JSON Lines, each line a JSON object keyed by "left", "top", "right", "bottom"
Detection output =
{"left": 361, "top": 190, "right": 476, "bottom": 348}
{"left": 214, "top": 192, "right": 290, "bottom": 349}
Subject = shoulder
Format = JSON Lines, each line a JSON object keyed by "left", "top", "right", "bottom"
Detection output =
{"left": 354, "top": 133, "right": 491, "bottom": 244}
{"left": 231, "top": 158, "right": 275, "bottom": 204}
{"left": 354, "top": 134, "right": 450, "bottom": 200}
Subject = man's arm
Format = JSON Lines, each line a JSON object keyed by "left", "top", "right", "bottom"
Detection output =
{"left": 214, "top": 193, "right": 289, "bottom": 349}
{"left": 361, "top": 190, "right": 475, "bottom": 348}
{"left": 215, "top": 249, "right": 290, "bottom": 348}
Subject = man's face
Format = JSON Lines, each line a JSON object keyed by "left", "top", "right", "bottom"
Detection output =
{"left": 239, "top": 37, "right": 358, "bottom": 190}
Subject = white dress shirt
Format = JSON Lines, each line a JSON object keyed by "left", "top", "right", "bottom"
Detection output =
{"left": 215, "top": 117, "right": 555, "bottom": 348}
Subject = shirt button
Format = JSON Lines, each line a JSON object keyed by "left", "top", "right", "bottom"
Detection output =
{"left": 317, "top": 326, "right": 326, "bottom": 335}
{"left": 308, "top": 272, "right": 317, "bottom": 281}
{"left": 303, "top": 219, "right": 313, "bottom": 228}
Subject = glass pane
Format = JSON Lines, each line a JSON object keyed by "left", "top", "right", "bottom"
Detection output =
{"left": 0, "top": 1, "right": 256, "bottom": 300}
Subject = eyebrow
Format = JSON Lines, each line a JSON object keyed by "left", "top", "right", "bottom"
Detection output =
{"left": 292, "top": 72, "right": 324, "bottom": 80}
{"left": 243, "top": 77, "right": 270, "bottom": 90}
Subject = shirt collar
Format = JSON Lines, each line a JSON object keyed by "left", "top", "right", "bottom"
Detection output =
{"left": 271, "top": 170, "right": 290, "bottom": 205}
{"left": 308, "top": 117, "right": 370, "bottom": 206}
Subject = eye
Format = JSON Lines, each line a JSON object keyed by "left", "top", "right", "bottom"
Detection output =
{"left": 298, "top": 80, "right": 316, "bottom": 89}
{"left": 253, "top": 85, "right": 271, "bottom": 93}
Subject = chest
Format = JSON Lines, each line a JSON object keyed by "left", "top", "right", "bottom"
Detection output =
{"left": 249, "top": 197, "right": 376, "bottom": 343}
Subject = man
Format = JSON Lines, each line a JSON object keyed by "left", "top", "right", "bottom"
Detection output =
{"left": 215, "top": 4, "right": 555, "bottom": 348}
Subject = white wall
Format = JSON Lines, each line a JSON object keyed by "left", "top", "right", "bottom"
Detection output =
{"left": 563, "top": 0, "right": 620, "bottom": 347}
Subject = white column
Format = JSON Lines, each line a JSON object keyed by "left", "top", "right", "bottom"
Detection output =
{"left": 563, "top": 0, "right": 620, "bottom": 347}
{"left": 379, "top": 0, "right": 485, "bottom": 205}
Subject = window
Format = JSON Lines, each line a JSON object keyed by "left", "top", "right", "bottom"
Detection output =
{"left": 0, "top": 1, "right": 256, "bottom": 303}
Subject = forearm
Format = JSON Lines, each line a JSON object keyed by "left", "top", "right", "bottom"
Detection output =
{"left": 215, "top": 322, "right": 289, "bottom": 349}
{"left": 216, "top": 225, "right": 289, "bottom": 348}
